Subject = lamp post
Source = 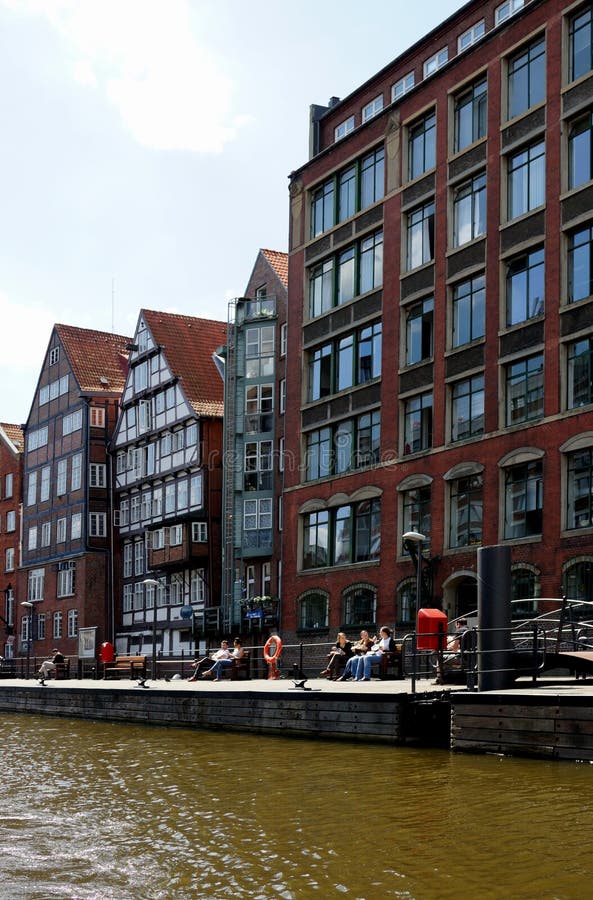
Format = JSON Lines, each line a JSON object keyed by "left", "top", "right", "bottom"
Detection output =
{"left": 21, "top": 600, "right": 33, "bottom": 679}
{"left": 403, "top": 531, "right": 425, "bottom": 694}
{"left": 143, "top": 578, "right": 160, "bottom": 680}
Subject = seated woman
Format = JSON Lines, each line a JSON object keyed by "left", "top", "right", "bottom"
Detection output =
{"left": 350, "top": 627, "right": 396, "bottom": 682}
{"left": 337, "top": 631, "right": 373, "bottom": 681}
{"left": 202, "top": 638, "right": 244, "bottom": 682}
{"left": 320, "top": 632, "right": 353, "bottom": 679}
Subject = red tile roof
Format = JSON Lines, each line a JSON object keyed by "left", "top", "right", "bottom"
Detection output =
{"left": 0, "top": 423, "right": 24, "bottom": 452}
{"left": 261, "top": 249, "right": 288, "bottom": 287}
{"left": 142, "top": 310, "right": 227, "bottom": 417}
{"left": 55, "top": 325, "right": 131, "bottom": 395}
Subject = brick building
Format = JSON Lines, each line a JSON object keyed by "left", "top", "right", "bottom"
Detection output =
{"left": 282, "top": 0, "right": 593, "bottom": 642}
{"left": 18, "top": 325, "right": 130, "bottom": 671}
{"left": 111, "top": 310, "right": 227, "bottom": 657}
{"left": 0, "top": 423, "right": 23, "bottom": 661}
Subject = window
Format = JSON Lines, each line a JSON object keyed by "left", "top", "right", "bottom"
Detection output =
{"left": 453, "top": 173, "right": 486, "bottom": 247}
{"left": 53, "top": 611, "right": 63, "bottom": 639}
{"left": 360, "top": 147, "right": 384, "bottom": 209}
{"left": 28, "top": 568, "right": 45, "bottom": 601}
{"left": 403, "top": 391, "right": 433, "bottom": 455}
{"left": 506, "top": 247, "right": 545, "bottom": 325}
{"left": 190, "top": 569, "right": 206, "bottom": 607}
{"left": 68, "top": 608, "right": 78, "bottom": 638}
{"left": 335, "top": 116, "right": 354, "bottom": 141}
{"left": 57, "top": 561, "right": 76, "bottom": 597}
{"left": 495, "top": 0, "right": 524, "bottom": 26}
{"left": 302, "top": 500, "right": 380, "bottom": 569}
{"left": 343, "top": 586, "right": 377, "bottom": 626}
{"left": 305, "top": 428, "right": 331, "bottom": 481}
{"left": 458, "top": 20, "right": 485, "bottom": 52}
{"left": 62, "top": 409, "right": 82, "bottom": 435}
{"left": 568, "top": 224, "right": 593, "bottom": 302}
{"left": 511, "top": 569, "right": 538, "bottom": 617}
{"left": 405, "top": 298, "right": 434, "bottom": 366}
{"left": 454, "top": 79, "right": 487, "bottom": 153}
{"left": 407, "top": 201, "right": 435, "bottom": 270}
{"left": 244, "top": 498, "right": 272, "bottom": 531}
{"left": 190, "top": 474, "right": 203, "bottom": 508}
{"left": 569, "top": 112, "right": 593, "bottom": 189}
{"left": 280, "top": 323, "right": 287, "bottom": 356}
{"left": 451, "top": 374, "right": 485, "bottom": 441}
{"left": 192, "top": 522, "right": 208, "bottom": 543}
{"left": 508, "top": 140, "right": 545, "bottom": 219}
{"left": 392, "top": 72, "right": 415, "bottom": 101}
{"left": 27, "top": 426, "right": 48, "bottom": 451}
{"left": 5, "top": 547, "right": 14, "bottom": 572}
{"left": 41, "top": 522, "right": 51, "bottom": 547}
{"left": 402, "top": 486, "right": 432, "bottom": 547}
{"left": 57, "top": 517, "right": 66, "bottom": 543}
{"left": 123, "top": 543, "right": 133, "bottom": 578}
{"left": 310, "top": 180, "right": 334, "bottom": 237}
{"left": 309, "top": 230, "right": 383, "bottom": 318}
{"left": 452, "top": 275, "right": 485, "bottom": 347}
{"left": 5, "top": 473, "right": 13, "bottom": 498}
{"left": 280, "top": 379, "right": 286, "bottom": 414}
{"left": 89, "top": 513, "right": 107, "bottom": 537}
{"left": 90, "top": 464, "right": 106, "bottom": 488}
{"left": 27, "top": 471, "right": 37, "bottom": 506}
{"left": 310, "top": 148, "right": 384, "bottom": 237}
{"left": 138, "top": 399, "right": 151, "bottom": 432}
{"left": 362, "top": 95, "right": 383, "bottom": 121}
{"left": 245, "top": 384, "right": 273, "bottom": 432}
{"left": 6, "top": 510, "right": 15, "bottom": 532}
{"left": 40, "top": 465, "right": 50, "bottom": 502}
{"left": 507, "top": 37, "right": 545, "bottom": 119}
{"left": 450, "top": 474, "right": 483, "bottom": 548}
{"left": 505, "top": 354, "right": 544, "bottom": 425}
{"left": 408, "top": 112, "right": 436, "bottom": 180}
{"left": 308, "top": 323, "right": 381, "bottom": 402}
{"left": 338, "top": 165, "right": 356, "bottom": 222}
{"left": 245, "top": 325, "right": 275, "bottom": 378}
{"left": 305, "top": 411, "right": 380, "bottom": 481}
{"left": 71, "top": 512, "right": 82, "bottom": 540}
{"left": 28, "top": 526, "right": 37, "bottom": 550}
{"left": 37, "top": 613, "right": 46, "bottom": 640}
{"left": 423, "top": 47, "right": 448, "bottom": 78}
{"left": 569, "top": 4, "right": 593, "bottom": 81}
{"left": 504, "top": 461, "right": 543, "bottom": 539}
{"left": 169, "top": 524, "right": 183, "bottom": 546}
{"left": 90, "top": 407, "right": 105, "bottom": 428}
{"left": 71, "top": 453, "right": 82, "bottom": 491}
{"left": 49, "top": 346, "right": 60, "bottom": 365}
{"left": 567, "top": 338, "right": 593, "bottom": 408}
{"left": 298, "top": 592, "right": 329, "bottom": 630}
{"left": 567, "top": 447, "right": 593, "bottom": 529}
{"left": 244, "top": 440, "right": 273, "bottom": 491}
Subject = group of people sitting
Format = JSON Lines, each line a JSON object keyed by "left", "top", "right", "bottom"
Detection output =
{"left": 188, "top": 638, "right": 245, "bottom": 682}
{"left": 320, "top": 627, "right": 397, "bottom": 682}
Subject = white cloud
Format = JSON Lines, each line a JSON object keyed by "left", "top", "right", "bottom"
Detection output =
{"left": 2, "top": 0, "right": 250, "bottom": 152}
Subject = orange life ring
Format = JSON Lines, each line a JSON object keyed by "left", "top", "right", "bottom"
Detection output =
{"left": 264, "top": 635, "right": 283, "bottom": 664}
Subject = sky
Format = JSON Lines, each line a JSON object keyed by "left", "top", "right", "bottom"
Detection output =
{"left": 0, "top": 0, "right": 465, "bottom": 425}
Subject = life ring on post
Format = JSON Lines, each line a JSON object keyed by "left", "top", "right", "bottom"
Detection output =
{"left": 263, "top": 635, "right": 282, "bottom": 680}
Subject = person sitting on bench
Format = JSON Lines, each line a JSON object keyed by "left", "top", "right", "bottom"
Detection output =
{"left": 38, "top": 648, "right": 65, "bottom": 679}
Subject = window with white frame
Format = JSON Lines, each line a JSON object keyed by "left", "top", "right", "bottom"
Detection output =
{"left": 280, "top": 323, "right": 287, "bottom": 357}
{"left": 89, "top": 512, "right": 107, "bottom": 537}
{"left": 28, "top": 568, "right": 45, "bottom": 601}
{"left": 152, "top": 528, "right": 165, "bottom": 550}
{"left": 6, "top": 510, "right": 15, "bottom": 532}
{"left": 90, "top": 407, "right": 105, "bottom": 428}
{"left": 392, "top": 72, "right": 415, "bottom": 101}
{"left": 28, "top": 526, "right": 37, "bottom": 551}
{"left": 495, "top": 0, "right": 524, "bottom": 26}
{"left": 57, "top": 561, "right": 75, "bottom": 597}
{"left": 57, "top": 459, "right": 67, "bottom": 496}
{"left": 90, "top": 464, "right": 106, "bottom": 488}
{"left": 5, "top": 473, "right": 13, "bottom": 498}
{"left": 335, "top": 116, "right": 355, "bottom": 141}
{"left": 27, "top": 471, "right": 37, "bottom": 506}
{"left": 71, "top": 453, "right": 82, "bottom": 491}
{"left": 262, "top": 561, "right": 271, "bottom": 596}
{"left": 138, "top": 399, "right": 151, "bottom": 432}
{"left": 124, "top": 543, "right": 133, "bottom": 577}
{"left": 134, "top": 540, "right": 144, "bottom": 574}
{"left": 53, "top": 611, "right": 62, "bottom": 638}
{"left": 362, "top": 95, "right": 383, "bottom": 122}
{"left": 68, "top": 608, "right": 78, "bottom": 638}
{"left": 71, "top": 512, "right": 82, "bottom": 540}
{"left": 192, "top": 522, "right": 208, "bottom": 543}
{"left": 131, "top": 495, "right": 141, "bottom": 523}
{"left": 245, "top": 564, "right": 256, "bottom": 598}
{"left": 190, "top": 473, "right": 203, "bottom": 508}
{"left": 63, "top": 409, "right": 82, "bottom": 436}
{"left": 57, "top": 517, "right": 66, "bottom": 543}
{"left": 40, "top": 466, "right": 50, "bottom": 502}
{"left": 144, "top": 581, "right": 155, "bottom": 610}
{"left": 458, "top": 20, "right": 485, "bottom": 52}
{"left": 423, "top": 47, "right": 448, "bottom": 78}
{"left": 280, "top": 379, "right": 286, "bottom": 414}
{"left": 119, "top": 498, "right": 129, "bottom": 526}
{"left": 5, "top": 547, "right": 14, "bottom": 572}
{"left": 49, "top": 346, "right": 60, "bottom": 366}
{"left": 122, "top": 584, "right": 133, "bottom": 612}
{"left": 191, "top": 569, "right": 206, "bottom": 607}
{"left": 170, "top": 524, "right": 183, "bottom": 546}
{"left": 134, "top": 583, "right": 144, "bottom": 610}
{"left": 41, "top": 522, "right": 51, "bottom": 547}
{"left": 244, "top": 498, "right": 272, "bottom": 530}
{"left": 134, "top": 360, "right": 148, "bottom": 392}
{"left": 27, "top": 426, "right": 48, "bottom": 451}
{"left": 170, "top": 573, "right": 183, "bottom": 605}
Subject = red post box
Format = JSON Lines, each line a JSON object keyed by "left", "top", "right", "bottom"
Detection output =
{"left": 416, "top": 608, "right": 448, "bottom": 650}
{"left": 99, "top": 641, "right": 115, "bottom": 664}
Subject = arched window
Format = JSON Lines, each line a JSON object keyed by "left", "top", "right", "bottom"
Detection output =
{"left": 563, "top": 559, "right": 593, "bottom": 615}
{"left": 297, "top": 591, "right": 329, "bottom": 631}
{"left": 511, "top": 566, "right": 538, "bottom": 618}
{"left": 397, "top": 578, "right": 416, "bottom": 627}
{"left": 342, "top": 583, "right": 377, "bottom": 627}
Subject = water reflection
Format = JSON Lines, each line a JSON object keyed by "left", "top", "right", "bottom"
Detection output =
{"left": 2, "top": 713, "right": 592, "bottom": 898}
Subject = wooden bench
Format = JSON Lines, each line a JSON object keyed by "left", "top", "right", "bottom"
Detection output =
{"left": 104, "top": 655, "right": 147, "bottom": 680}
{"left": 52, "top": 658, "right": 71, "bottom": 680}
{"left": 229, "top": 651, "right": 250, "bottom": 681}
{"left": 379, "top": 650, "right": 403, "bottom": 680}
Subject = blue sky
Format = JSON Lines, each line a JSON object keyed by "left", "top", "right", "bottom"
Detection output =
{"left": 0, "top": 0, "right": 464, "bottom": 424}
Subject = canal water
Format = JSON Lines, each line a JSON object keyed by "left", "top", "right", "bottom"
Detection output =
{"left": 2, "top": 713, "right": 592, "bottom": 899}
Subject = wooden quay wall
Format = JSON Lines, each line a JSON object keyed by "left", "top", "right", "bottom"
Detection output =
{"left": 0, "top": 683, "right": 420, "bottom": 745}
{"left": 451, "top": 691, "right": 593, "bottom": 762}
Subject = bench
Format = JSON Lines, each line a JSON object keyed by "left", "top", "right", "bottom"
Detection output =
{"left": 229, "top": 651, "right": 250, "bottom": 681}
{"left": 104, "top": 655, "right": 147, "bottom": 680}
{"left": 379, "top": 650, "right": 403, "bottom": 680}
{"left": 51, "top": 658, "right": 71, "bottom": 680}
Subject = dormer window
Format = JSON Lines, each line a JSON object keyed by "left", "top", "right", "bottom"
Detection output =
{"left": 423, "top": 47, "right": 448, "bottom": 78}
{"left": 334, "top": 116, "right": 355, "bottom": 142}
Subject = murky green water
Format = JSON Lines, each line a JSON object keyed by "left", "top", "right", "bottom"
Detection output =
{"left": 2, "top": 713, "right": 592, "bottom": 899}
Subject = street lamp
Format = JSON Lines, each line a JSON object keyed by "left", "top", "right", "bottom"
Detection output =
{"left": 143, "top": 578, "right": 160, "bottom": 680}
{"left": 403, "top": 531, "right": 426, "bottom": 614}
{"left": 21, "top": 601, "right": 33, "bottom": 679}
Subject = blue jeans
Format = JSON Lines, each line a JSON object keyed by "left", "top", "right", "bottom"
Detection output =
{"left": 208, "top": 658, "right": 233, "bottom": 680}
{"left": 361, "top": 653, "right": 382, "bottom": 679}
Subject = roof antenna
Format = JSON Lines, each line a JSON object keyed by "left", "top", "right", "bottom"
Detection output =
{"left": 111, "top": 277, "right": 115, "bottom": 333}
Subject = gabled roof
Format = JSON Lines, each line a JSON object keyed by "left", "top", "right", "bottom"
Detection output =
{"left": 55, "top": 324, "right": 131, "bottom": 395}
{"left": 260, "top": 249, "right": 288, "bottom": 287}
{"left": 0, "top": 423, "right": 24, "bottom": 453}
{"left": 141, "top": 310, "right": 227, "bottom": 417}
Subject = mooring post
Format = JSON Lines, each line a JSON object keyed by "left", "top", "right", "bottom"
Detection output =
{"left": 477, "top": 545, "right": 513, "bottom": 691}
